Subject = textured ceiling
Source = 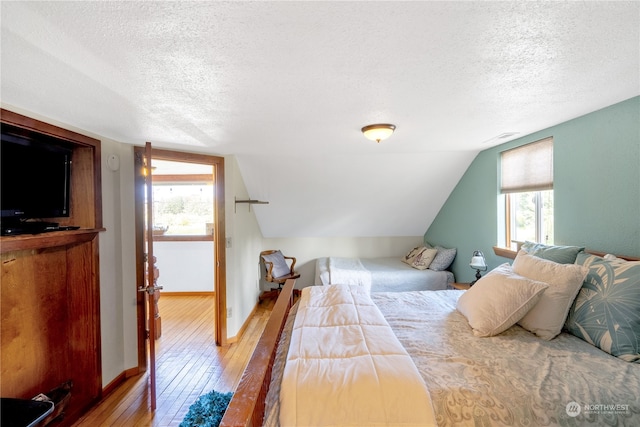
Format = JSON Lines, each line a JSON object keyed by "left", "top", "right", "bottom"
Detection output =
{"left": 2, "top": 1, "right": 638, "bottom": 237}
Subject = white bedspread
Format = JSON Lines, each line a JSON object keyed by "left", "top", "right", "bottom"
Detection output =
{"left": 316, "top": 257, "right": 453, "bottom": 292}
{"left": 327, "top": 257, "right": 372, "bottom": 291}
{"left": 279, "top": 284, "right": 436, "bottom": 427}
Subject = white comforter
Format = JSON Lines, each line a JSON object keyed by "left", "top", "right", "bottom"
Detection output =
{"left": 327, "top": 257, "right": 372, "bottom": 291}
{"left": 279, "top": 284, "right": 436, "bottom": 427}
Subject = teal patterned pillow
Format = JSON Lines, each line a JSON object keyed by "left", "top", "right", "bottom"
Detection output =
{"left": 565, "top": 253, "right": 640, "bottom": 362}
{"left": 521, "top": 241, "right": 585, "bottom": 264}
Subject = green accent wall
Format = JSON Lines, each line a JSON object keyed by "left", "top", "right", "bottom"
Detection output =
{"left": 425, "top": 96, "right": 640, "bottom": 283}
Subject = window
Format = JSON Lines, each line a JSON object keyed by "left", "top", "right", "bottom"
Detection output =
{"left": 506, "top": 190, "right": 554, "bottom": 246}
{"left": 501, "top": 137, "right": 554, "bottom": 249}
{"left": 151, "top": 159, "right": 214, "bottom": 237}
{"left": 153, "top": 182, "right": 214, "bottom": 235}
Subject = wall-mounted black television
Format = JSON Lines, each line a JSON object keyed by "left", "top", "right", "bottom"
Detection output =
{"left": 1, "top": 123, "right": 72, "bottom": 230}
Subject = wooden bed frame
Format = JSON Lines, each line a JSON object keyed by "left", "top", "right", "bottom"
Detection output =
{"left": 220, "top": 279, "right": 296, "bottom": 427}
{"left": 220, "top": 250, "right": 639, "bottom": 426}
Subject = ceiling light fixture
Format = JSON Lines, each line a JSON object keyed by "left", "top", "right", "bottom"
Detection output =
{"left": 361, "top": 124, "right": 396, "bottom": 143}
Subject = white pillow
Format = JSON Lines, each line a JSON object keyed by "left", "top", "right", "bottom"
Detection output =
{"left": 456, "top": 263, "right": 549, "bottom": 337}
{"left": 262, "top": 251, "right": 291, "bottom": 278}
{"left": 513, "top": 250, "right": 589, "bottom": 340}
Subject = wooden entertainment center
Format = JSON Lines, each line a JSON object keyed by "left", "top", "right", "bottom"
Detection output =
{"left": 0, "top": 109, "right": 104, "bottom": 425}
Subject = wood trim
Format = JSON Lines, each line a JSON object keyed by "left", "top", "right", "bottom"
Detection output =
{"left": 152, "top": 174, "right": 213, "bottom": 183}
{"left": 226, "top": 303, "right": 259, "bottom": 345}
{"left": 102, "top": 372, "right": 126, "bottom": 398}
{"left": 213, "top": 156, "right": 227, "bottom": 346}
{"left": 133, "top": 147, "right": 148, "bottom": 372}
{"left": 220, "top": 279, "right": 295, "bottom": 427}
{"left": 101, "top": 367, "right": 140, "bottom": 398}
{"left": 1, "top": 108, "right": 103, "bottom": 230}
{"left": 0, "top": 229, "right": 103, "bottom": 254}
{"left": 1, "top": 109, "right": 99, "bottom": 147}
{"left": 161, "top": 291, "right": 215, "bottom": 297}
{"left": 585, "top": 251, "right": 640, "bottom": 261}
{"left": 493, "top": 246, "right": 517, "bottom": 259}
{"left": 144, "top": 147, "right": 227, "bottom": 345}
{"left": 493, "top": 246, "right": 640, "bottom": 262}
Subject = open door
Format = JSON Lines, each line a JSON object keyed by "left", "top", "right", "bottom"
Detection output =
{"left": 134, "top": 145, "right": 227, "bottom": 409}
{"left": 135, "top": 142, "right": 160, "bottom": 410}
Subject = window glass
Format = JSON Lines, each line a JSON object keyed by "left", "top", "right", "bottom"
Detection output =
{"left": 151, "top": 159, "right": 214, "bottom": 236}
{"left": 508, "top": 190, "right": 554, "bottom": 249}
{"left": 153, "top": 183, "right": 214, "bottom": 235}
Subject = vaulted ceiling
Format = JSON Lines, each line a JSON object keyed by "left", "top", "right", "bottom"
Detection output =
{"left": 2, "top": 1, "right": 638, "bottom": 237}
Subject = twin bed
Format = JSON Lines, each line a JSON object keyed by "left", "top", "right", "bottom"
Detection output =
{"left": 314, "top": 256, "right": 454, "bottom": 292}
{"left": 221, "top": 249, "right": 640, "bottom": 427}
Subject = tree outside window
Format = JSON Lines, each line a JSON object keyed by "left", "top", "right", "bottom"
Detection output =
{"left": 150, "top": 159, "right": 215, "bottom": 237}
{"left": 508, "top": 190, "right": 554, "bottom": 248}
{"left": 153, "top": 183, "right": 214, "bottom": 235}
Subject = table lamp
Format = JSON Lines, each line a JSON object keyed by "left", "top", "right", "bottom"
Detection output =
{"left": 469, "top": 250, "right": 487, "bottom": 286}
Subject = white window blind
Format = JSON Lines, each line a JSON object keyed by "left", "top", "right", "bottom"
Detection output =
{"left": 501, "top": 137, "right": 553, "bottom": 193}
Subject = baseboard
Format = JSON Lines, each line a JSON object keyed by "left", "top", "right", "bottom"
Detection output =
{"left": 226, "top": 303, "right": 259, "bottom": 344}
{"left": 161, "top": 291, "right": 215, "bottom": 296}
{"left": 102, "top": 367, "right": 139, "bottom": 397}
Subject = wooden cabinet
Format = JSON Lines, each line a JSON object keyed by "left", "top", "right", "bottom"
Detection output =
{"left": 0, "top": 109, "right": 103, "bottom": 426}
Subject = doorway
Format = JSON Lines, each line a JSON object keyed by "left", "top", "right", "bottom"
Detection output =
{"left": 134, "top": 147, "right": 227, "bottom": 375}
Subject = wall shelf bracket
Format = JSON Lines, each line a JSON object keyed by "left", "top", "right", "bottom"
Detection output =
{"left": 235, "top": 197, "right": 269, "bottom": 213}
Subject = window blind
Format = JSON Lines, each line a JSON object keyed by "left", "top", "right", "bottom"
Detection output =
{"left": 500, "top": 137, "right": 553, "bottom": 193}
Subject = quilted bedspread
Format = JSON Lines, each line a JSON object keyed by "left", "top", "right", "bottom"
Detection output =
{"left": 279, "top": 284, "right": 436, "bottom": 427}
{"left": 373, "top": 290, "right": 640, "bottom": 426}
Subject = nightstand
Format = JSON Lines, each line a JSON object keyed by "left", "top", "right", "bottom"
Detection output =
{"left": 451, "top": 282, "right": 471, "bottom": 290}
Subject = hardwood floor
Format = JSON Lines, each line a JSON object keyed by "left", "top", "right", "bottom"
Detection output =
{"left": 73, "top": 295, "right": 272, "bottom": 427}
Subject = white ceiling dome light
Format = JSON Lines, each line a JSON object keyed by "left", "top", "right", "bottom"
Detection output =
{"left": 361, "top": 124, "right": 396, "bottom": 143}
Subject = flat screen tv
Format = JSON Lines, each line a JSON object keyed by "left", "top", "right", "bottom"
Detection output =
{"left": 1, "top": 123, "right": 72, "bottom": 224}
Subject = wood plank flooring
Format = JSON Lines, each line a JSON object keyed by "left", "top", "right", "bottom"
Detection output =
{"left": 73, "top": 295, "right": 273, "bottom": 427}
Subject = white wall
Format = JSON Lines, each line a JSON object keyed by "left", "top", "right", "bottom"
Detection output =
{"left": 224, "top": 155, "right": 264, "bottom": 338}
{"left": 154, "top": 242, "right": 214, "bottom": 292}
{"left": 99, "top": 141, "right": 138, "bottom": 385}
{"left": 220, "top": 158, "right": 425, "bottom": 337}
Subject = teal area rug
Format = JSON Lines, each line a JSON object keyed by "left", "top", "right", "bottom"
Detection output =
{"left": 180, "top": 390, "right": 233, "bottom": 427}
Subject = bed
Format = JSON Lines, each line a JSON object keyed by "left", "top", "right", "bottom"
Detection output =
{"left": 315, "top": 256, "right": 454, "bottom": 292}
{"left": 221, "top": 249, "right": 640, "bottom": 427}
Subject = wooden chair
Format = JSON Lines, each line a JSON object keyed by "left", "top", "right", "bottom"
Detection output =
{"left": 259, "top": 250, "right": 300, "bottom": 302}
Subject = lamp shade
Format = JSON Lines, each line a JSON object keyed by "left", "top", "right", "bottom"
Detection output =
{"left": 470, "top": 250, "right": 487, "bottom": 269}
{"left": 361, "top": 124, "right": 396, "bottom": 143}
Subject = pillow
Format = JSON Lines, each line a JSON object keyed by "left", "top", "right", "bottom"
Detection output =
{"left": 456, "top": 263, "right": 548, "bottom": 337}
{"left": 262, "top": 251, "right": 291, "bottom": 278}
{"left": 402, "top": 246, "right": 424, "bottom": 264}
{"left": 520, "top": 241, "right": 585, "bottom": 264}
{"left": 512, "top": 250, "right": 589, "bottom": 340}
{"left": 565, "top": 253, "right": 640, "bottom": 362}
{"left": 402, "top": 246, "right": 438, "bottom": 270}
{"left": 412, "top": 247, "right": 438, "bottom": 270}
{"left": 424, "top": 243, "right": 457, "bottom": 271}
